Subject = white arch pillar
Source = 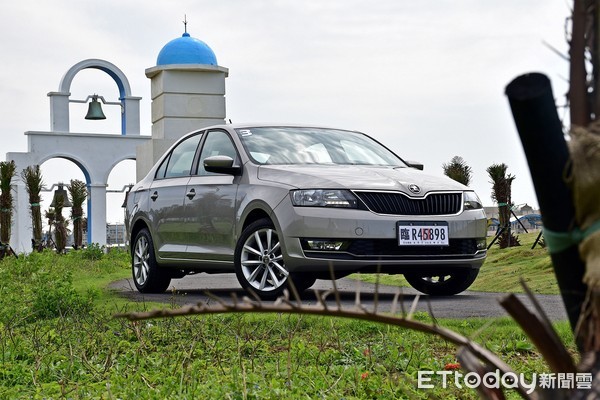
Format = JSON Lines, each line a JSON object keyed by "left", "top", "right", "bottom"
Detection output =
{"left": 48, "top": 92, "right": 70, "bottom": 132}
{"left": 11, "top": 181, "right": 33, "bottom": 253}
{"left": 87, "top": 183, "right": 108, "bottom": 246}
{"left": 7, "top": 152, "right": 36, "bottom": 253}
{"left": 123, "top": 96, "right": 142, "bottom": 135}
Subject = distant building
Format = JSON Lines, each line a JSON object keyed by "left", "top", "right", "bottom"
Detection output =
{"left": 484, "top": 206, "right": 499, "bottom": 219}
{"left": 485, "top": 204, "right": 541, "bottom": 236}
{"left": 484, "top": 203, "right": 539, "bottom": 219}
{"left": 106, "top": 223, "right": 126, "bottom": 246}
{"left": 519, "top": 203, "right": 534, "bottom": 214}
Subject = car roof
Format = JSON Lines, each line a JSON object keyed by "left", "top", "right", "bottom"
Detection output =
{"left": 205, "top": 122, "right": 359, "bottom": 132}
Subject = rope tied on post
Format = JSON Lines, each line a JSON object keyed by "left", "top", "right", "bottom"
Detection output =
{"left": 543, "top": 220, "right": 600, "bottom": 254}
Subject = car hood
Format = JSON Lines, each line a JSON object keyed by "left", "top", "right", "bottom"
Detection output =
{"left": 257, "top": 165, "right": 467, "bottom": 194}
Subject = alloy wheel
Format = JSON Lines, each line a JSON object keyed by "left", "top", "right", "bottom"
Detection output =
{"left": 240, "top": 227, "right": 288, "bottom": 293}
{"left": 133, "top": 234, "right": 150, "bottom": 287}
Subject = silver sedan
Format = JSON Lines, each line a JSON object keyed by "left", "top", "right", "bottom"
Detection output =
{"left": 125, "top": 124, "right": 487, "bottom": 299}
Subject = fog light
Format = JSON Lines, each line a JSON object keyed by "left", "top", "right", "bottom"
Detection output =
{"left": 306, "top": 240, "right": 345, "bottom": 251}
{"left": 476, "top": 239, "right": 487, "bottom": 250}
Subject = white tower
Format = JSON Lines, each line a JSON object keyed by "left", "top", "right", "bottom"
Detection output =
{"left": 137, "top": 28, "right": 229, "bottom": 180}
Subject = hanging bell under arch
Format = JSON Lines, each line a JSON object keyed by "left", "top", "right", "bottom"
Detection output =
{"left": 50, "top": 184, "right": 73, "bottom": 208}
{"left": 85, "top": 95, "right": 106, "bottom": 120}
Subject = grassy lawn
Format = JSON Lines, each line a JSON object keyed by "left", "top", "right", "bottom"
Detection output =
{"left": 0, "top": 238, "right": 574, "bottom": 399}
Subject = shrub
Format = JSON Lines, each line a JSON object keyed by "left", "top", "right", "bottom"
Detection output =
{"left": 31, "top": 270, "right": 95, "bottom": 319}
{"left": 0, "top": 250, "right": 95, "bottom": 323}
{"left": 81, "top": 243, "right": 105, "bottom": 261}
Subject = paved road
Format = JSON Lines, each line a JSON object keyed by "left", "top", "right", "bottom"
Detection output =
{"left": 109, "top": 273, "right": 569, "bottom": 321}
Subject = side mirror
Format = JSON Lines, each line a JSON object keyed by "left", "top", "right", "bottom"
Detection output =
{"left": 203, "top": 155, "right": 242, "bottom": 175}
{"left": 405, "top": 160, "right": 424, "bottom": 171}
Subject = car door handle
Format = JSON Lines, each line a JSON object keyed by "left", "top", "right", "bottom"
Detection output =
{"left": 150, "top": 191, "right": 158, "bottom": 201}
{"left": 186, "top": 189, "right": 196, "bottom": 199}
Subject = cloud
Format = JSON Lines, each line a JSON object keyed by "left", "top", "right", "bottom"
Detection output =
{"left": 0, "top": 0, "right": 572, "bottom": 221}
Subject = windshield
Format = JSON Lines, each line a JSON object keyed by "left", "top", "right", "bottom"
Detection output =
{"left": 236, "top": 127, "right": 406, "bottom": 167}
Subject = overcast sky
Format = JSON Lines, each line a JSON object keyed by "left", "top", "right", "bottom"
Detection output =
{"left": 0, "top": 1, "right": 571, "bottom": 223}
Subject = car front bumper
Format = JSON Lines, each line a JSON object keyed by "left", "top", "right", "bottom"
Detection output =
{"left": 273, "top": 199, "right": 487, "bottom": 273}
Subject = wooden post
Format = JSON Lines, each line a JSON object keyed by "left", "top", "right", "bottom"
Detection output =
{"left": 505, "top": 73, "right": 588, "bottom": 339}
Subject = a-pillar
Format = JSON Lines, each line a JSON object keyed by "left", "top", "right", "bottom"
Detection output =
{"left": 87, "top": 183, "right": 107, "bottom": 247}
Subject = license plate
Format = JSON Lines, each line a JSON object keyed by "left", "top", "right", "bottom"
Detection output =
{"left": 397, "top": 222, "right": 449, "bottom": 246}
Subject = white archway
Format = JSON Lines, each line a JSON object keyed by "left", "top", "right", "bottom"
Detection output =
{"left": 48, "top": 59, "right": 141, "bottom": 135}
{"left": 38, "top": 158, "right": 88, "bottom": 245}
{"left": 7, "top": 59, "right": 149, "bottom": 252}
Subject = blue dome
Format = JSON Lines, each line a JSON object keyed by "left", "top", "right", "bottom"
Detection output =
{"left": 157, "top": 32, "right": 217, "bottom": 66}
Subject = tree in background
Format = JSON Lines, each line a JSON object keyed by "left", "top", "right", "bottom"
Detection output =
{"left": 68, "top": 179, "right": 87, "bottom": 249}
{"left": 44, "top": 208, "right": 56, "bottom": 249}
{"left": 442, "top": 156, "right": 472, "bottom": 186}
{"left": 487, "top": 163, "right": 520, "bottom": 248}
{"left": 21, "top": 165, "right": 44, "bottom": 252}
{"left": 0, "top": 161, "right": 17, "bottom": 257}
{"left": 52, "top": 197, "right": 68, "bottom": 253}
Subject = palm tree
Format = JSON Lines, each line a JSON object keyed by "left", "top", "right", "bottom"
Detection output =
{"left": 21, "top": 165, "right": 44, "bottom": 252}
{"left": 52, "top": 197, "right": 68, "bottom": 253}
{"left": 68, "top": 179, "right": 87, "bottom": 249}
{"left": 486, "top": 163, "right": 520, "bottom": 248}
{"left": 0, "top": 160, "right": 17, "bottom": 257}
{"left": 442, "top": 156, "right": 472, "bottom": 186}
{"left": 44, "top": 207, "right": 56, "bottom": 249}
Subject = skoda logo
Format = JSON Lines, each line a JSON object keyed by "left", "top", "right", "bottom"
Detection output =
{"left": 408, "top": 184, "right": 421, "bottom": 194}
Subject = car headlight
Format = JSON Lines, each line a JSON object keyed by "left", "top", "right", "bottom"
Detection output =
{"left": 290, "top": 189, "right": 358, "bottom": 208}
{"left": 463, "top": 191, "right": 483, "bottom": 210}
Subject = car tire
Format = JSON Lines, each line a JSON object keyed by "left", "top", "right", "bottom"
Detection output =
{"left": 132, "top": 228, "right": 171, "bottom": 293}
{"left": 404, "top": 268, "right": 479, "bottom": 296}
{"left": 235, "top": 218, "right": 294, "bottom": 300}
{"left": 289, "top": 274, "right": 317, "bottom": 294}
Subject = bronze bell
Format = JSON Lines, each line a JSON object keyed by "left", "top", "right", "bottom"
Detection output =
{"left": 85, "top": 95, "right": 106, "bottom": 120}
{"left": 50, "top": 184, "right": 73, "bottom": 208}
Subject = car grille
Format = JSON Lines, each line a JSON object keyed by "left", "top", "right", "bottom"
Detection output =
{"left": 302, "top": 239, "right": 480, "bottom": 260}
{"left": 355, "top": 191, "right": 462, "bottom": 215}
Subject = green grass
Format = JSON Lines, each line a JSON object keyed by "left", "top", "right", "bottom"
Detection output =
{"left": 353, "top": 231, "right": 559, "bottom": 294}
{"left": 0, "top": 242, "right": 575, "bottom": 399}
{"left": 472, "top": 232, "right": 556, "bottom": 294}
